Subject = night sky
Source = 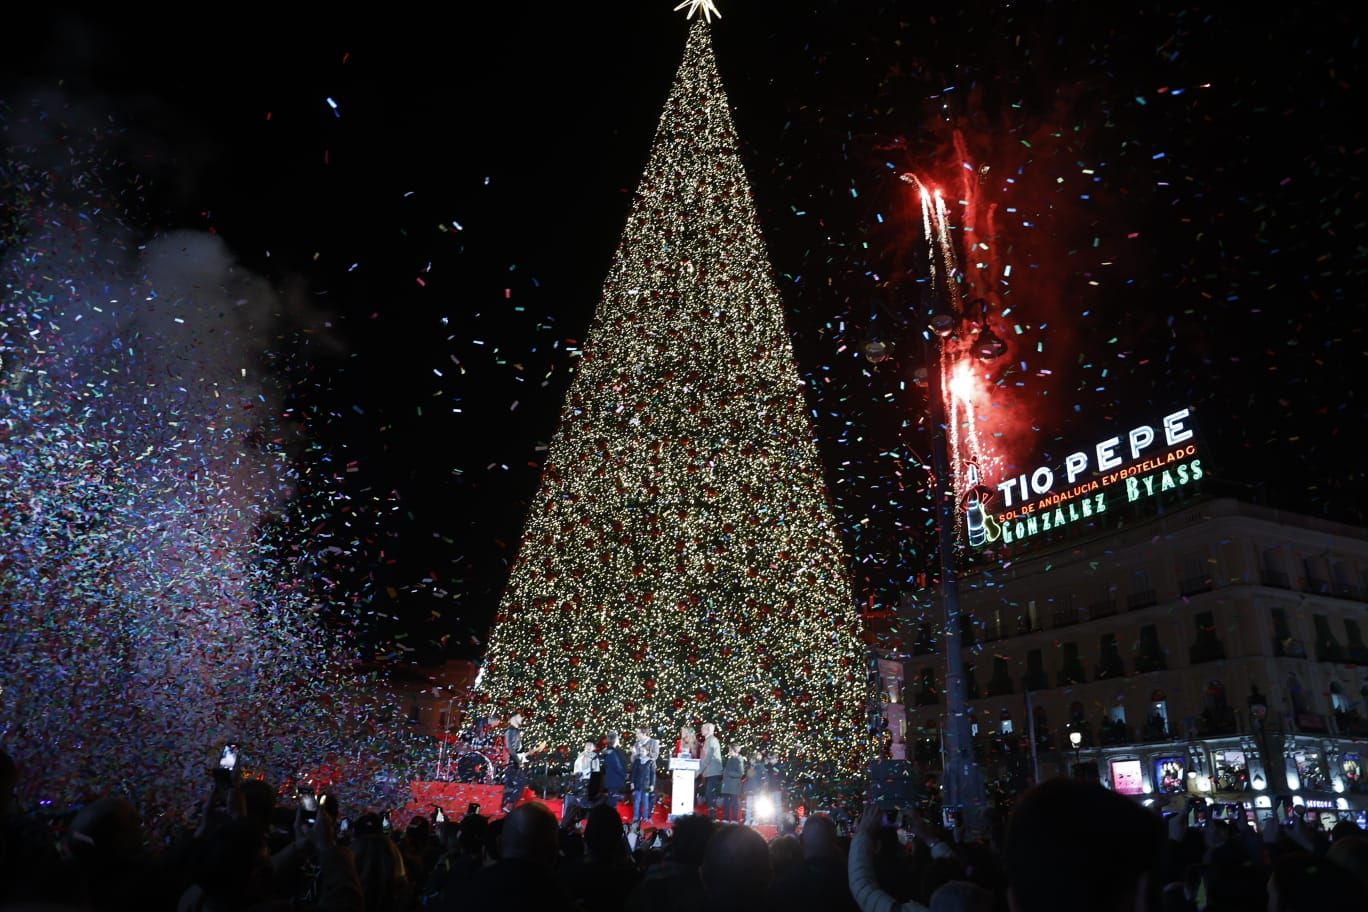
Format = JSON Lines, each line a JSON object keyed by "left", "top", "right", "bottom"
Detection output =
{"left": 3, "top": 3, "right": 1362, "bottom": 663}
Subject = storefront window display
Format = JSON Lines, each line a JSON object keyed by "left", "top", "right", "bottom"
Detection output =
{"left": 1155, "top": 756, "right": 1187, "bottom": 795}
{"left": 1110, "top": 759, "right": 1145, "bottom": 796}
{"left": 1212, "top": 749, "right": 1250, "bottom": 792}
{"left": 1344, "top": 754, "right": 1362, "bottom": 790}
{"left": 1293, "top": 749, "right": 1329, "bottom": 791}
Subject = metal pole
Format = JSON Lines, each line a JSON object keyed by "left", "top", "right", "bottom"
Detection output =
{"left": 923, "top": 331, "right": 989, "bottom": 834}
{"left": 1025, "top": 689, "right": 1041, "bottom": 785}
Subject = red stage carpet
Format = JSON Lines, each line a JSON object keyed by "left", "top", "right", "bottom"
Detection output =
{"left": 404, "top": 781, "right": 777, "bottom": 838}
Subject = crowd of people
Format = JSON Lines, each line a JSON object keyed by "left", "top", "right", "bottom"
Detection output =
{"left": 3, "top": 746, "right": 1368, "bottom": 911}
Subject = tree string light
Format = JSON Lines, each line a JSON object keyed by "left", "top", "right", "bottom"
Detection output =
{"left": 473, "top": 17, "right": 871, "bottom": 775}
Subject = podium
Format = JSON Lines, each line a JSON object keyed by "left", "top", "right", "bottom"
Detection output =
{"left": 668, "top": 757, "right": 701, "bottom": 816}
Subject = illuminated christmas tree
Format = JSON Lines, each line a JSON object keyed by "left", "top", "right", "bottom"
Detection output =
{"left": 475, "top": 14, "right": 870, "bottom": 772}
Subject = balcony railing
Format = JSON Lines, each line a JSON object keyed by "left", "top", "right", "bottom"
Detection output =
{"left": 1190, "top": 639, "right": 1227, "bottom": 664}
{"left": 1127, "top": 590, "right": 1157, "bottom": 611}
{"left": 1087, "top": 599, "right": 1119, "bottom": 620}
{"left": 1261, "top": 569, "right": 1291, "bottom": 589}
{"left": 1180, "top": 575, "right": 1213, "bottom": 596}
{"left": 1051, "top": 607, "right": 1081, "bottom": 628}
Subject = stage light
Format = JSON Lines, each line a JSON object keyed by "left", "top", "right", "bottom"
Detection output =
{"left": 753, "top": 794, "right": 776, "bottom": 821}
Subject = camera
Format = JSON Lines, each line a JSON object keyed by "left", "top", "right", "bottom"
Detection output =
{"left": 219, "top": 744, "right": 239, "bottom": 771}
{"left": 434, "top": 807, "right": 446, "bottom": 824}
{"left": 301, "top": 793, "right": 319, "bottom": 826}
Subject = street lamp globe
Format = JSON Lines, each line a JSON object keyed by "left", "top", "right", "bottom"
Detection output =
{"left": 929, "top": 313, "right": 956, "bottom": 337}
{"left": 1069, "top": 730, "right": 1083, "bottom": 749}
{"left": 863, "top": 338, "right": 890, "bottom": 364}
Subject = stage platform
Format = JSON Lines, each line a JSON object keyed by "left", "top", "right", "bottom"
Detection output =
{"left": 404, "top": 780, "right": 778, "bottom": 838}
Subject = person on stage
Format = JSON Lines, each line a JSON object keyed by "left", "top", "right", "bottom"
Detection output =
{"left": 631, "top": 726, "right": 660, "bottom": 824}
{"left": 698, "top": 722, "right": 723, "bottom": 816}
{"left": 561, "top": 740, "right": 600, "bottom": 825}
{"left": 720, "top": 744, "right": 746, "bottom": 822}
{"left": 501, "top": 712, "right": 527, "bottom": 812}
{"left": 675, "top": 725, "right": 699, "bottom": 759}
{"left": 600, "top": 732, "right": 629, "bottom": 809}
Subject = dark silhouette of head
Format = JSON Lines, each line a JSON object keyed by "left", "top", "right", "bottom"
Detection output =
{"left": 354, "top": 833, "right": 409, "bottom": 912}
{"left": 192, "top": 817, "right": 271, "bottom": 904}
{"left": 701, "top": 824, "right": 772, "bottom": 909}
{"left": 67, "top": 797, "right": 143, "bottom": 876}
{"left": 800, "top": 813, "right": 840, "bottom": 859}
{"left": 768, "top": 833, "right": 802, "bottom": 876}
{"left": 1268, "top": 851, "right": 1368, "bottom": 910}
{"left": 0, "top": 749, "right": 17, "bottom": 816}
{"left": 1006, "top": 778, "right": 1163, "bottom": 912}
{"left": 584, "top": 803, "right": 625, "bottom": 862}
{"left": 1327, "top": 836, "right": 1368, "bottom": 900}
{"left": 458, "top": 813, "right": 490, "bottom": 857}
{"left": 238, "top": 779, "right": 276, "bottom": 836}
{"left": 500, "top": 801, "right": 558, "bottom": 866}
{"left": 1331, "top": 820, "right": 1360, "bottom": 843}
{"left": 670, "top": 814, "right": 715, "bottom": 867}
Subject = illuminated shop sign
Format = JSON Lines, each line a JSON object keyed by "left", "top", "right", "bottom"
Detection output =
{"left": 967, "top": 408, "right": 1203, "bottom": 548}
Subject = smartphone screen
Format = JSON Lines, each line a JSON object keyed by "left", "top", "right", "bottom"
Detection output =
{"left": 219, "top": 744, "right": 238, "bottom": 771}
{"left": 301, "top": 793, "right": 318, "bottom": 825}
{"left": 435, "top": 808, "right": 446, "bottom": 823}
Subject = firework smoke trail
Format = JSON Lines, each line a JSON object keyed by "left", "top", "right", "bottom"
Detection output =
{"left": 905, "top": 173, "right": 1002, "bottom": 541}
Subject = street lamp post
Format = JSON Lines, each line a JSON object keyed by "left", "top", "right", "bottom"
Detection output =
{"left": 921, "top": 321, "right": 989, "bottom": 835}
{"left": 864, "top": 287, "right": 996, "bottom": 833}
{"left": 1070, "top": 729, "right": 1083, "bottom": 773}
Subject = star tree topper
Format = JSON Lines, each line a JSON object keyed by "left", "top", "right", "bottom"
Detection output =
{"left": 674, "top": 0, "right": 721, "bottom": 23}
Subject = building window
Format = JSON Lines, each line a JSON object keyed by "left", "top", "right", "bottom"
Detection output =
{"left": 1102, "top": 703, "right": 1128, "bottom": 745}
{"left": 1058, "top": 642, "right": 1087, "bottom": 686}
{"left": 965, "top": 663, "right": 980, "bottom": 700}
{"left": 1201, "top": 680, "right": 1236, "bottom": 735}
{"left": 1179, "top": 552, "right": 1212, "bottom": 596}
{"left": 1331, "top": 562, "right": 1358, "bottom": 599}
{"left": 1313, "top": 614, "right": 1344, "bottom": 663}
{"left": 959, "top": 613, "right": 977, "bottom": 647}
{"left": 987, "top": 656, "right": 1014, "bottom": 696}
{"left": 914, "top": 622, "right": 935, "bottom": 655}
{"left": 1303, "top": 556, "right": 1331, "bottom": 595}
{"left": 1272, "top": 607, "right": 1291, "bottom": 657}
{"left": 1346, "top": 618, "right": 1367, "bottom": 665}
{"left": 1331, "top": 683, "right": 1350, "bottom": 714}
{"left": 1051, "top": 594, "right": 1080, "bottom": 628}
{"left": 1128, "top": 569, "right": 1156, "bottom": 610}
{"left": 1261, "top": 548, "right": 1289, "bottom": 588}
{"left": 1189, "top": 610, "right": 1226, "bottom": 664}
{"left": 408, "top": 704, "right": 422, "bottom": 725}
{"left": 1024, "top": 649, "right": 1048, "bottom": 691}
{"left": 1212, "top": 749, "right": 1250, "bottom": 792}
{"left": 1144, "top": 692, "right": 1170, "bottom": 740}
{"left": 1292, "top": 750, "right": 1329, "bottom": 791}
{"left": 916, "top": 667, "right": 940, "bottom": 706}
{"left": 1097, "top": 633, "right": 1126, "bottom": 679}
{"left": 987, "top": 606, "right": 1005, "bottom": 642}
{"left": 999, "top": 710, "right": 1014, "bottom": 736}
{"left": 1135, "top": 625, "right": 1167, "bottom": 673}
{"left": 1089, "top": 586, "right": 1119, "bottom": 620}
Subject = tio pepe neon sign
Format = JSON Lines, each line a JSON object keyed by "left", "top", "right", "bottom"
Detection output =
{"left": 968, "top": 408, "right": 1204, "bottom": 548}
